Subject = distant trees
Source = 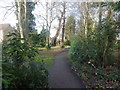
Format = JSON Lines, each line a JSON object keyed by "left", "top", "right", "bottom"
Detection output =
{"left": 36, "top": 1, "right": 57, "bottom": 48}
{"left": 65, "top": 16, "right": 76, "bottom": 41}
{"left": 29, "top": 24, "right": 49, "bottom": 47}
{"left": 40, "top": 24, "right": 48, "bottom": 47}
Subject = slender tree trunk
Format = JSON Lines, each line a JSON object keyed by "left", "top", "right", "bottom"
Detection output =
{"left": 81, "top": 2, "right": 90, "bottom": 38}
{"left": 84, "top": 3, "right": 88, "bottom": 37}
{"left": 97, "top": 2, "right": 103, "bottom": 67}
{"left": 103, "top": 5, "right": 113, "bottom": 67}
{"left": 16, "top": 0, "right": 28, "bottom": 42}
{"left": 23, "top": 0, "right": 29, "bottom": 38}
{"left": 45, "top": 2, "right": 50, "bottom": 47}
{"left": 17, "top": 1, "right": 24, "bottom": 43}
{"left": 61, "top": 2, "right": 66, "bottom": 47}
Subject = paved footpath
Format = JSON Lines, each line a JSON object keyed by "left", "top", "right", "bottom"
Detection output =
{"left": 48, "top": 50, "right": 86, "bottom": 88}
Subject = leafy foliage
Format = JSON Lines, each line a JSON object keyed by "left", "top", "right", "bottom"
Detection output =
{"left": 69, "top": 35, "right": 98, "bottom": 66}
{"left": 65, "top": 16, "right": 76, "bottom": 41}
{"left": 61, "top": 45, "right": 65, "bottom": 49}
{"left": 28, "top": 25, "right": 49, "bottom": 48}
{"left": 64, "top": 40, "right": 71, "bottom": 46}
{"left": 71, "top": 61, "right": 120, "bottom": 88}
{"left": 69, "top": 2, "right": 118, "bottom": 87}
{"left": 2, "top": 33, "right": 49, "bottom": 88}
{"left": 69, "top": 35, "right": 119, "bottom": 88}
{"left": 45, "top": 45, "right": 51, "bottom": 50}
{"left": 26, "top": 2, "right": 36, "bottom": 32}
{"left": 40, "top": 25, "right": 49, "bottom": 47}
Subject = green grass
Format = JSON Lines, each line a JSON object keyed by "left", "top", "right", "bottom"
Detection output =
{"left": 38, "top": 45, "right": 70, "bottom": 51}
{"left": 36, "top": 45, "right": 70, "bottom": 67}
{"left": 40, "top": 55, "right": 54, "bottom": 67}
{"left": 34, "top": 53, "right": 54, "bottom": 67}
{"left": 35, "top": 50, "right": 61, "bottom": 67}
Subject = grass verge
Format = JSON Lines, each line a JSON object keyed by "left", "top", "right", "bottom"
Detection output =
{"left": 35, "top": 49, "right": 64, "bottom": 67}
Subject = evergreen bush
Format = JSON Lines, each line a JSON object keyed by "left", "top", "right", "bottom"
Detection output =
{"left": 2, "top": 33, "right": 49, "bottom": 88}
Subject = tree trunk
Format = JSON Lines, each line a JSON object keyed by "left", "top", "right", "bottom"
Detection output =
{"left": 16, "top": 0, "right": 28, "bottom": 41}
{"left": 61, "top": 3, "right": 66, "bottom": 47}
{"left": 52, "top": 12, "right": 63, "bottom": 46}
{"left": 103, "top": 5, "right": 113, "bottom": 67}
{"left": 45, "top": 2, "right": 50, "bottom": 47}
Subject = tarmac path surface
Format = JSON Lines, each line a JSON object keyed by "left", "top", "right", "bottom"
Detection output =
{"left": 48, "top": 50, "right": 86, "bottom": 88}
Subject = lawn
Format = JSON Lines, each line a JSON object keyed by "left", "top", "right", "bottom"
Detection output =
{"left": 39, "top": 51, "right": 56, "bottom": 67}
{"left": 38, "top": 45, "right": 70, "bottom": 51}
{"left": 36, "top": 46, "right": 68, "bottom": 67}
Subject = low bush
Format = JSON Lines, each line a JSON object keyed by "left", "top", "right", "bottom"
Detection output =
{"left": 115, "top": 41, "right": 120, "bottom": 49}
{"left": 45, "top": 44, "right": 51, "bottom": 50}
{"left": 64, "top": 40, "right": 71, "bottom": 46}
{"left": 61, "top": 45, "right": 65, "bottom": 48}
{"left": 69, "top": 35, "right": 98, "bottom": 66}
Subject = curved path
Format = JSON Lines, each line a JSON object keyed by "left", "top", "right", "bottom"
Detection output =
{"left": 48, "top": 50, "right": 86, "bottom": 88}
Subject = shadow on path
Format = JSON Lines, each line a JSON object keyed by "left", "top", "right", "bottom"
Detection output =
{"left": 48, "top": 50, "right": 86, "bottom": 88}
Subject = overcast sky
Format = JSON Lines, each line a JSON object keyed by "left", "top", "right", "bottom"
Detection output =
{"left": 0, "top": 0, "right": 17, "bottom": 26}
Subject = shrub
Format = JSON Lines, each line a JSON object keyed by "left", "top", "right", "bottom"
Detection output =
{"left": 61, "top": 45, "right": 65, "bottom": 48}
{"left": 69, "top": 36, "right": 81, "bottom": 61}
{"left": 115, "top": 41, "right": 120, "bottom": 49}
{"left": 29, "top": 33, "right": 47, "bottom": 48}
{"left": 69, "top": 35, "right": 98, "bottom": 66}
{"left": 64, "top": 40, "right": 71, "bottom": 46}
{"left": 2, "top": 61, "right": 48, "bottom": 88}
{"left": 46, "top": 44, "right": 51, "bottom": 50}
{"left": 2, "top": 33, "right": 49, "bottom": 88}
{"left": 69, "top": 35, "right": 119, "bottom": 88}
{"left": 118, "top": 41, "right": 120, "bottom": 49}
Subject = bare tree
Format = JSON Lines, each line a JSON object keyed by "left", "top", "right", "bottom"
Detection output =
{"left": 52, "top": 3, "right": 64, "bottom": 46}
{"left": 35, "top": 1, "right": 57, "bottom": 47}
{"left": 78, "top": 2, "right": 94, "bottom": 37}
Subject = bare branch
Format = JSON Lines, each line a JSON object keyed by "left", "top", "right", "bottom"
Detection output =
{"left": 2, "top": 6, "right": 15, "bottom": 21}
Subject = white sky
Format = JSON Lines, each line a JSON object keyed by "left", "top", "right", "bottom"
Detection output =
{"left": 33, "top": 0, "right": 59, "bottom": 37}
{"left": 0, "top": 0, "right": 17, "bottom": 27}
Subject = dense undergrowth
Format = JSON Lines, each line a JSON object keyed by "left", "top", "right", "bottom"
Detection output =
{"left": 71, "top": 61, "right": 120, "bottom": 88}
{"left": 69, "top": 4, "right": 120, "bottom": 87}
{"left": 69, "top": 35, "right": 120, "bottom": 88}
